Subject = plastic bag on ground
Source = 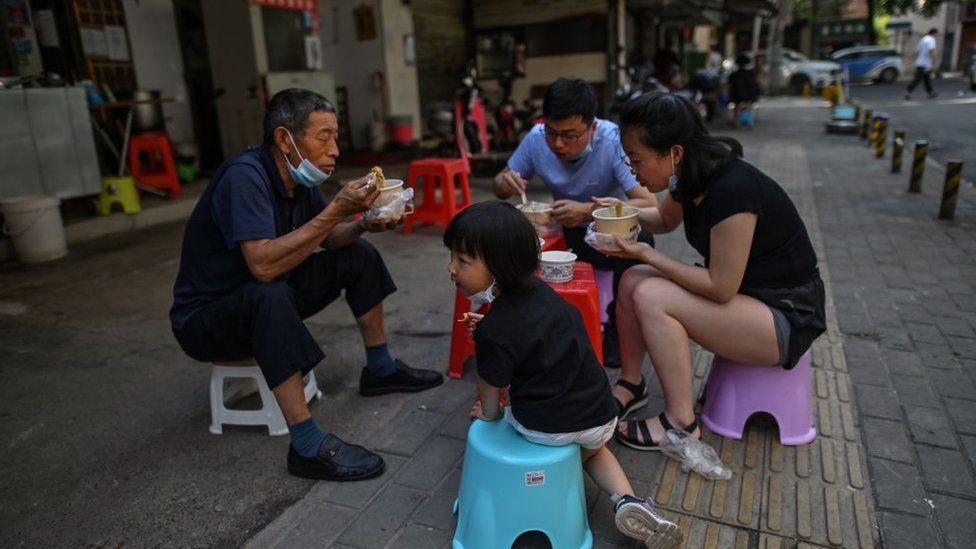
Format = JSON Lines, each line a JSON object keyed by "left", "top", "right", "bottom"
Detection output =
{"left": 363, "top": 187, "right": 414, "bottom": 223}
{"left": 659, "top": 429, "right": 733, "bottom": 480}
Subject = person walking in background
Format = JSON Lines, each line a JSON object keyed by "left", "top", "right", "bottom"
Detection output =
{"left": 727, "top": 54, "right": 760, "bottom": 127}
{"left": 905, "top": 28, "right": 939, "bottom": 100}
{"left": 705, "top": 44, "right": 723, "bottom": 72}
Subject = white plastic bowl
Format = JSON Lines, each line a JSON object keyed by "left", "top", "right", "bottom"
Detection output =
{"left": 539, "top": 250, "right": 576, "bottom": 283}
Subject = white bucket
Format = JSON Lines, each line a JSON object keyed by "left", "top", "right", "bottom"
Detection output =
{"left": 1, "top": 195, "right": 67, "bottom": 262}
{"left": 368, "top": 121, "right": 387, "bottom": 152}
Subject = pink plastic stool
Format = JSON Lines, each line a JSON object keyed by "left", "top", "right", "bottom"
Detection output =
{"left": 700, "top": 351, "right": 816, "bottom": 446}
{"left": 594, "top": 269, "right": 613, "bottom": 325}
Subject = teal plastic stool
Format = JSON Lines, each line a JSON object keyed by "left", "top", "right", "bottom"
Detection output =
{"left": 453, "top": 419, "right": 592, "bottom": 549}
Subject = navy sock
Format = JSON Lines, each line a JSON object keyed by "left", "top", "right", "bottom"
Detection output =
{"left": 365, "top": 343, "right": 397, "bottom": 376}
{"left": 289, "top": 417, "right": 328, "bottom": 458}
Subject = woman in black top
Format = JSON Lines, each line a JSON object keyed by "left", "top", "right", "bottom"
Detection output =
{"left": 605, "top": 92, "right": 825, "bottom": 451}
{"left": 445, "top": 201, "right": 682, "bottom": 547}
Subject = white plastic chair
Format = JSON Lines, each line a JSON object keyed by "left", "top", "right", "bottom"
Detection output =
{"left": 208, "top": 359, "right": 321, "bottom": 436}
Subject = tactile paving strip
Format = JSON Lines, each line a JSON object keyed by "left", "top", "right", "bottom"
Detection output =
{"left": 637, "top": 334, "right": 877, "bottom": 549}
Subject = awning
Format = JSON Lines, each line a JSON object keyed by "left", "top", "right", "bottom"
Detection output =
{"left": 626, "top": 0, "right": 777, "bottom": 23}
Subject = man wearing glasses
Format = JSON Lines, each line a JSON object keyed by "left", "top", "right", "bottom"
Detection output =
{"left": 492, "top": 78, "right": 657, "bottom": 368}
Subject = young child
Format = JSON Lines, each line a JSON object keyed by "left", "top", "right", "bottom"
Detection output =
{"left": 444, "top": 201, "right": 682, "bottom": 548}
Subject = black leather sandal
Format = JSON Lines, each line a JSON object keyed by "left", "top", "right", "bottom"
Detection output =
{"left": 613, "top": 376, "right": 648, "bottom": 419}
{"left": 615, "top": 412, "right": 700, "bottom": 452}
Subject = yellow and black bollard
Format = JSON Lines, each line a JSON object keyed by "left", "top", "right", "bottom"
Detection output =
{"left": 909, "top": 140, "right": 928, "bottom": 194}
{"left": 891, "top": 130, "right": 905, "bottom": 173}
{"left": 860, "top": 108, "right": 873, "bottom": 140}
{"left": 875, "top": 114, "right": 889, "bottom": 158}
{"left": 938, "top": 161, "right": 963, "bottom": 220}
{"left": 869, "top": 115, "right": 882, "bottom": 149}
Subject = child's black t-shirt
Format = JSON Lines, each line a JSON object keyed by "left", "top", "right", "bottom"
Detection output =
{"left": 474, "top": 278, "right": 618, "bottom": 434}
{"left": 682, "top": 157, "right": 818, "bottom": 290}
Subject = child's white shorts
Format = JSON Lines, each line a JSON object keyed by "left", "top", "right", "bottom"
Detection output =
{"left": 504, "top": 408, "right": 617, "bottom": 450}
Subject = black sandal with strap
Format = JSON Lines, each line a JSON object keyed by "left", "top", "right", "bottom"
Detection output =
{"left": 615, "top": 412, "right": 700, "bottom": 452}
{"left": 613, "top": 376, "right": 648, "bottom": 419}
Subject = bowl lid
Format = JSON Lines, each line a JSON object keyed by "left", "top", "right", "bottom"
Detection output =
{"left": 540, "top": 250, "right": 577, "bottom": 262}
{"left": 518, "top": 201, "right": 552, "bottom": 212}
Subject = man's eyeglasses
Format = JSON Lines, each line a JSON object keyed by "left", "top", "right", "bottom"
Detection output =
{"left": 541, "top": 126, "right": 589, "bottom": 143}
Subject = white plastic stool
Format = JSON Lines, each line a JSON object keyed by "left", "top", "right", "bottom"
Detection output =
{"left": 209, "top": 359, "right": 322, "bottom": 436}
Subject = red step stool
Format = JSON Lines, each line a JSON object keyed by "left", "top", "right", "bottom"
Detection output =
{"left": 447, "top": 262, "right": 603, "bottom": 379}
{"left": 403, "top": 157, "right": 471, "bottom": 235}
{"left": 541, "top": 232, "right": 567, "bottom": 252}
{"left": 128, "top": 131, "right": 182, "bottom": 198}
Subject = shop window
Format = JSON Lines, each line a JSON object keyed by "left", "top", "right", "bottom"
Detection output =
{"left": 262, "top": 7, "right": 310, "bottom": 72}
{"left": 525, "top": 15, "right": 606, "bottom": 57}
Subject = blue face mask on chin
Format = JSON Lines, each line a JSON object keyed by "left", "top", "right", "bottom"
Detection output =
{"left": 569, "top": 141, "right": 593, "bottom": 162}
{"left": 282, "top": 130, "right": 329, "bottom": 188}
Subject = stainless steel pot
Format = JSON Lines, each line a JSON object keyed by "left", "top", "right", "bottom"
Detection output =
{"left": 133, "top": 90, "right": 164, "bottom": 132}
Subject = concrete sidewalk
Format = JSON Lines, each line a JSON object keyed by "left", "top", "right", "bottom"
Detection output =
{"left": 2, "top": 97, "right": 972, "bottom": 548}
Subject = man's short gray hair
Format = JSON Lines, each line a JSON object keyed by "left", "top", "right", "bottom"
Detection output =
{"left": 262, "top": 88, "right": 336, "bottom": 146}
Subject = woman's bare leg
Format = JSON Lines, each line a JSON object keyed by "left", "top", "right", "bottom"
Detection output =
{"left": 612, "top": 266, "right": 664, "bottom": 406}
{"left": 619, "top": 276, "right": 780, "bottom": 444}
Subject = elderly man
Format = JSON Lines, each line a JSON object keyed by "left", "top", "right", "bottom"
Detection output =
{"left": 170, "top": 88, "right": 442, "bottom": 482}
{"left": 492, "top": 78, "right": 657, "bottom": 368}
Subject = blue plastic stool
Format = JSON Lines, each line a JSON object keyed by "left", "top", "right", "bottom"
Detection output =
{"left": 739, "top": 107, "right": 756, "bottom": 127}
{"left": 453, "top": 419, "right": 592, "bottom": 549}
{"left": 831, "top": 105, "right": 857, "bottom": 121}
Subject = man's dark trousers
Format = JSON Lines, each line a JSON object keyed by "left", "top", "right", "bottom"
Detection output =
{"left": 906, "top": 67, "right": 934, "bottom": 95}
{"left": 174, "top": 239, "right": 396, "bottom": 389}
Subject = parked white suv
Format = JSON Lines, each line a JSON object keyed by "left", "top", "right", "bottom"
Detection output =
{"left": 726, "top": 48, "right": 842, "bottom": 94}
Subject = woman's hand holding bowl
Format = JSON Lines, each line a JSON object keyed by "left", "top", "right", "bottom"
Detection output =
{"left": 608, "top": 234, "right": 654, "bottom": 263}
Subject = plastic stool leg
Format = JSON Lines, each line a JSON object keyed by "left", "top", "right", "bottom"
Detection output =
{"left": 209, "top": 369, "right": 225, "bottom": 435}
{"left": 259, "top": 377, "right": 289, "bottom": 436}
{"left": 448, "top": 289, "right": 473, "bottom": 378}
{"left": 304, "top": 370, "right": 322, "bottom": 401}
{"left": 458, "top": 170, "right": 472, "bottom": 208}
{"left": 441, "top": 171, "right": 457, "bottom": 218}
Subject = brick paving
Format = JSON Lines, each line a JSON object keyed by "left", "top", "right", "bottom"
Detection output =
{"left": 784, "top": 98, "right": 976, "bottom": 549}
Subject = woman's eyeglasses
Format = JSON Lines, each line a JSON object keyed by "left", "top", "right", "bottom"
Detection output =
{"left": 620, "top": 155, "right": 645, "bottom": 173}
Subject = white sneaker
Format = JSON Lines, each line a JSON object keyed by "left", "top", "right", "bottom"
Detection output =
{"left": 613, "top": 494, "right": 683, "bottom": 548}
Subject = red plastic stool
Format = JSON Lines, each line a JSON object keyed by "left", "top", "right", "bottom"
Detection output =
{"left": 541, "top": 232, "right": 567, "bottom": 252}
{"left": 403, "top": 157, "right": 471, "bottom": 235}
{"left": 128, "top": 131, "right": 182, "bottom": 198}
{"left": 447, "top": 262, "right": 604, "bottom": 379}
{"left": 549, "top": 262, "right": 603, "bottom": 363}
{"left": 448, "top": 289, "right": 486, "bottom": 379}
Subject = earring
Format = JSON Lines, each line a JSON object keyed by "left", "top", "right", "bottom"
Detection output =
{"left": 668, "top": 148, "right": 679, "bottom": 193}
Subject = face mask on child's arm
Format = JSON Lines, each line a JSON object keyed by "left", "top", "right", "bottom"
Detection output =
{"left": 467, "top": 280, "right": 497, "bottom": 310}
